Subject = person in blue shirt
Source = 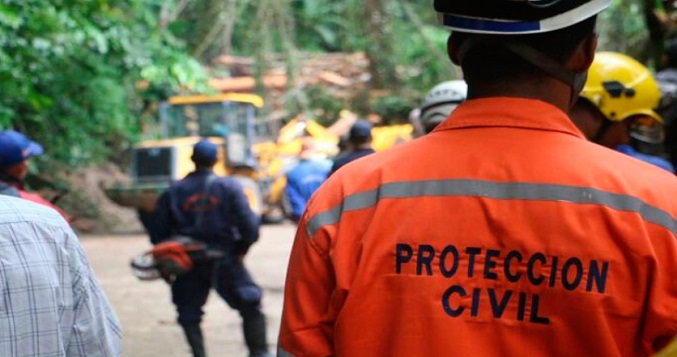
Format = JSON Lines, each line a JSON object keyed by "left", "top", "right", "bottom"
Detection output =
{"left": 617, "top": 117, "right": 675, "bottom": 173}
{"left": 616, "top": 143, "right": 674, "bottom": 172}
{"left": 150, "top": 139, "right": 272, "bottom": 357}
{"left": 330, "top": 120, "right": 376, "bottom": 175}
{"left": 283, "top": 138, "right": 332, "bottom": 223}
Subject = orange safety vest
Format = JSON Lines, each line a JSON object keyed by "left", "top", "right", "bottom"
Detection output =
{"left": 279, "top": 98, "right": 677, "bottom": 357}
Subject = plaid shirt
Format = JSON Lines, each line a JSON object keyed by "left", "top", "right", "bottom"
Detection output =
{"left": 0, "top": 195, "right": 121, "bottom": 356}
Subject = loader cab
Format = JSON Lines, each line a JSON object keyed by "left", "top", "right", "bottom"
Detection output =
{"left": 157, "top": 93, "right": 264, "bottom": 170}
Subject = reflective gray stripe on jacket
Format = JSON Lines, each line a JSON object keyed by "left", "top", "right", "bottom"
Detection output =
{"left": 306, "top": 179, "right": 677, "bottom": 238}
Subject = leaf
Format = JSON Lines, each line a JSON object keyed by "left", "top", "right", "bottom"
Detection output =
{"left": 26, "top": 93, "right": 54, "bottom": 111}
{"left": 0, "top": 4, "right": 22, "bottom": 29}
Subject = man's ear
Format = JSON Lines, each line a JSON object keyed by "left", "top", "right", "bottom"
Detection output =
{"left": 568, "top": 33, "right": 598, "bottom": 73}
{"left": 447, "top": 35, "right": 461, "bottom": 66}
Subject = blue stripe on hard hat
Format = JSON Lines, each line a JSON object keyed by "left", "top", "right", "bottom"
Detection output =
{"left": 438, "top": 0, "right": 611, "bottom": 34}
{"left": 441, "top": 14, "right": 541, "bottom": 33}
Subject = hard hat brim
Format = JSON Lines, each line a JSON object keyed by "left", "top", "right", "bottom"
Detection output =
{"left": 438, "top": 0, "right": 611, "bottom": 34}
{"left": 624, "top": 110, "right": 664, "bottom": 124}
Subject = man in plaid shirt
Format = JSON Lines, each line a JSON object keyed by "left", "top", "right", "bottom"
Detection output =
{"left": 0, "top": 194, "right": 121, "bottom": 356}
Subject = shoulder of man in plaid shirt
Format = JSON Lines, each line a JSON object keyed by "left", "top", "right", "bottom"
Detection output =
{"left": 0, "top": 195, "right": 122, "bottom": 356}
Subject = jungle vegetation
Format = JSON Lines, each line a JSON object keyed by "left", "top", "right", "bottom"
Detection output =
{"left": 0, "top": 0, "right": 668, "bottom": 170}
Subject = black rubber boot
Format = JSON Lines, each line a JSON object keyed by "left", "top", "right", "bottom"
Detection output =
{"left": 242, "top": 309, "right": 272, "bottom": 357}
{"left": 181, "top": 323, "right": 207, "bottom": 357}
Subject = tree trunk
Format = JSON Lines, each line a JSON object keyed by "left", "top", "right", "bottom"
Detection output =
{"left": 364, "top": 0, "right": 399, "bottom": 89}
{"left": 644, "top": 0, "right": 668, "bottom": 68}
{"left": 221, "top": 0, "right": 241, "bottom": 56}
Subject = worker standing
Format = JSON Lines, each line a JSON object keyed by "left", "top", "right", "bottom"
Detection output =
{"left": 329, "top": 120, "right": 375, "bottom": 175}
{"left": 149, "top": 139, "right": 272, "bottom": 357}
{"left": 569, "top": 52, "right": 675, "bottom": 172}
{"left": 415, "top": 79, "right": 468, "bottom": 136}
{"left": 283, "top": 138, "right": 331, "bottom": 223}
{"left": 278, "top": 1, "right": 677, "bottom": 356}
{"left": 0, "top": 130, "right": 71, "bottom": 221}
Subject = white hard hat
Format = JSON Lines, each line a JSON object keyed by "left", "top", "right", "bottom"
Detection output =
{"left": 419, "top": 80, "right": 468, "bottom": 133}
{"left": 435, "top": 0, "right": 611, "bottom": 35}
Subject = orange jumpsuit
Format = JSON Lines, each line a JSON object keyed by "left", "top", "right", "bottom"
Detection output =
{"left": 278, "top": 98, "right": 677, "bottom": 357}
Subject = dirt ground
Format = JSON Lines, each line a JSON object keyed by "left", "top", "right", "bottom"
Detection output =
{"left": 51, "top": 164, "right": 295, "bottom": 356}
{"left": 82, "top": 222, "right": 297, "bottom": 357}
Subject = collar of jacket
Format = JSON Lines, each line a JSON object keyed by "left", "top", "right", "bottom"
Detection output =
{"left": 433, "top": 97, "right": 585, "bottom": 139}
{"left": 191, "top": 168, "right": 214, "bottom": 176}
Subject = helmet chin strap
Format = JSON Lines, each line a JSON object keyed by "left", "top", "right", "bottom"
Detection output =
{"left": 458, "top": 39, "right": 586, "bottom": 107}
{"left": 502, "top": 43, "right": 587, "bottom": 107}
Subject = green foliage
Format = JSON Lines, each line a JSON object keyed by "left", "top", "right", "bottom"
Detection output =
{"left": 289, "top": 0, "right": 343, "bottom": 51}
{"left": 175, "top": 0, "right": 457, "bottom": 96}
{"left": 372, "top": 95, "right": 416, "bottom": 125}
{"left": 0, "top": 0, "right": 208, "bottom": 171}
{"left": 597, "top": 0, "right": 650, "bottom": 63}
{"left": 304, "top": 85, "right": 346, "bottom": 126}
{"left": 0, "top": 0, "right": 659, "bottom": 175}
{"left": 150, "top": 3, "right": 451, "bottom": 132}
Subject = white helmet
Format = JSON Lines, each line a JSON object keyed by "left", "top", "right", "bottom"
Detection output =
{"left": 435, "top": 0, "right": 611, "bottom": 35}
{"left": 434, "top": 0, "right": 611, "bottom": 107}
{"left": 419, "top": 80, "right": 468, "bottom": 134}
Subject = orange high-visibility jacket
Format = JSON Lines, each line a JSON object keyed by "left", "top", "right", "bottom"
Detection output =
{"left": 279, "top": 98, "right": 677, "bottom": 357}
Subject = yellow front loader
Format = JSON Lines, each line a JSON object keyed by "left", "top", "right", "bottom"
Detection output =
{"left": 102, "top": 93, "right": 287, "bottom": 230}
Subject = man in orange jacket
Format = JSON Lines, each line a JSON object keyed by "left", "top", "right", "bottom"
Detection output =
{"left": 278, "top": 0, "right": 677, "bottom": 356}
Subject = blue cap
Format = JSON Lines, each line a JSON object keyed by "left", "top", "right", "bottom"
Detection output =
{"left": 192, "top": 140, "right": 218, "bottom": 164}
{"left": 349, "top": 120, "right": 372, "bottom": 140}
{"left": 0, "top": 130, "right": 44, "bottom": 167}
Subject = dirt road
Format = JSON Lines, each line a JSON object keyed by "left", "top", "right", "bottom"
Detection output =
{"left": 80, "top": 222, "right": 298, "bottom": 357}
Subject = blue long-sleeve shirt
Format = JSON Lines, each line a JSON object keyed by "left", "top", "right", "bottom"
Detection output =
{"left": 285, "top": 159, "right": 332, "bottom": 220}
{"left": 330, "top": 148, "right": 376, "bottom": 176}
{"left": 150, "top": 169, "right": 260, "bottom": 254}
{"left": 616, "top": 144, "right": 675, "bottom": 174}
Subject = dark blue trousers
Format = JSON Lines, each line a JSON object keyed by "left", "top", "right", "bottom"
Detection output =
{"left": 171, "top": 257, "right": 263, "bottom": 324}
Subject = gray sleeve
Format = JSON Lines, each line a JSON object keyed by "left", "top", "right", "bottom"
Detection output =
{"left": 64, "top": 227, "right": 122, "bottom": 357}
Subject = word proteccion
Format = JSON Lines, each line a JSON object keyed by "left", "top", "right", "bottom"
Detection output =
{"left": 395, "top": 243, "right": 610, "bottom": 325}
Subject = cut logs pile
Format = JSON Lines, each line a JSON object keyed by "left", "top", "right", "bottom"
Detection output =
{"left": 207, "top": 52, "right": 372, "bottom": 111}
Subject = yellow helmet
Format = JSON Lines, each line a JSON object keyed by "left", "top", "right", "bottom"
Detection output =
{"left": 580, "top": 52, "right": 662, "bottom": 123}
